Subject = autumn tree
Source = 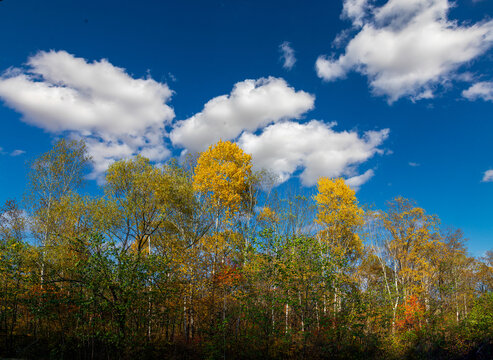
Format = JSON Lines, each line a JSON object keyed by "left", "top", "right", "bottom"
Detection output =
{"left": 377, "top": 197, "right": 443, "bottom": 334}
{"left": 0, "top": 200, "right": 29, "bottom": 354}
{"left": 25, "top": 139, "right": 91, "bottom": 284}
{"left": 104, "top": 155, "right": 194, "bottom": 253}
{"left": 314, "top": 178, "right": 364, "bottom": 318}
{"left": 1, "top": 138, "right": 491, "bottom": 359}
{"left": 192, "top": 140, "right": 256, "bottom": 354}
{"left": 193, "top": 140, "right": 254, "bottom": 220}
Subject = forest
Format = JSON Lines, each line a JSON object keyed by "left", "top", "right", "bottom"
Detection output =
{"left": 0, "top": 139, "right": 492, "bottom": 360}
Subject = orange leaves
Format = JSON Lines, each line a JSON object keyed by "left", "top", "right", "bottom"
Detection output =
{"left": 214, "top": 263, "right": 242, "bottom": 287}
{"left": 395, "top": 295, "right": 425, "bottom": 332}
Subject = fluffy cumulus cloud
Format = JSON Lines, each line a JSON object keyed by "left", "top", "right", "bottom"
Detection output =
{"left": 237, "top": 120, "right": 389, "bottom": 187}
{"left": 170, "top": 77, "right": 314, "bottom": 152}
{"left": 482, "top": 170, "right": 493, "bottom": 182}
{"left": 316, "top": 0, "right": 493, "bottom": 102}
{"left": 0, "top": 51, "right": 388, "bottom": 189}
{"left": 0, "top": 50, "right": 174, "bottom": 179}
{"left": 462, "top": 81, "right": 493, "bottom": 101}
{"left": 279, "top": 41, "right": 296, "bottom": 70}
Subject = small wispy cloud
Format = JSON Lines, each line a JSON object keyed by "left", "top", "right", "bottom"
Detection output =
{"left": 168, "top": 72, "right": 177, "bottom": 82}
{"left": 463, "top": 81, "right": 493, "bottom": 102}
{"left": 10, "top": 149, "right": 25, "bottom": 156}
{"left": 409, "top": 162, "right": 420, "bottom": 167}
{"left": 279, "top": 41, "right": 296, "bottom": 70}
{"left": 0, "top": 147, "right": 26, "bottom": 156}
{"left": 482, "top": 169, "right": 493, "bottom": 182}
{"left": 346, "top": 169, "right": 375, "bottom": 191}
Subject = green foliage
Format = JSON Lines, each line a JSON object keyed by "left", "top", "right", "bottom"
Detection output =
{"left": 463, "top": 292, "right": 493, "bottom": 342}
{"left": 0, "top": 139, "right": 491, "bottom": 359}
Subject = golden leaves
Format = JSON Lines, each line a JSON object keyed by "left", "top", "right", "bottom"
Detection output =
{"left": 315, "top": 177, "right": 364, "bottom": 260}
{"left": 258, "top": 206, "right": 279, "bottom": 224}
{"left": 382, "top": 197, "right": 443, "bottom": 296}
{"left": 193, "top": 140, "right": 253, "bottom": 216}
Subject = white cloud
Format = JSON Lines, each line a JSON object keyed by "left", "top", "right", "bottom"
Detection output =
{"left": 409, "top": 162, "right": 420, "bottom": 167}
{"left": 342, "top": 0, "right": 371, "bottom": 27}
{"left": 482, "top": 169, "right": 493, "bottom": 182}
{"left": 316, "top": 0, "right": 493, "bottom": 102}
{"left": 170, "top": 77, "right": 314, "bottom": 153}
{"left": 0, "top": 52, "right": 386, "bottom": 190}
{"left": 462, "top": 81, "right": 493, "bottom": 101}
{"left": 10, "top": 150, "right": 26, "bottom": 156}
{"left": 346, "top": 169, "right": 374, "bottom": 191}
{"left": 237, "top": 120, "right": 389, "bottom": 186}
{"left": 279, "top": 41, "right": 296, "bottom": 70}
{"left": 0, "top": 50, "right": 175, "bottom": 179}
{"left": 0, "top": 147, "right": 26, "bottom": 156}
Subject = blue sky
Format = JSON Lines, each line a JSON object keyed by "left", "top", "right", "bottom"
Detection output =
{"left": 0, "top": 0, "right": 492, "bottom": 255}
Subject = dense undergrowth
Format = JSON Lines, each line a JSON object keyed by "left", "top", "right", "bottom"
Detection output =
{"left": 0, "top": 140, "right": 492, "bottom": 359}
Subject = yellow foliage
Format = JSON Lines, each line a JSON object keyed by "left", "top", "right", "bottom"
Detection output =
{"left": 314, "top": 177, "right": 364, "bottom": 260}
{"left": 382, "top": 197, "right": 443, "bottom": 296}
{"left": 193, "top": 140, "right": 253, "bottom": 216}
{"left": 258, "top": 206, "right": 279, "bottom": 223}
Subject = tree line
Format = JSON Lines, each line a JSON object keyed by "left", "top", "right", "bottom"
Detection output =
{"left": 0, "top": 139, "right": 492, "bottom": 359}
